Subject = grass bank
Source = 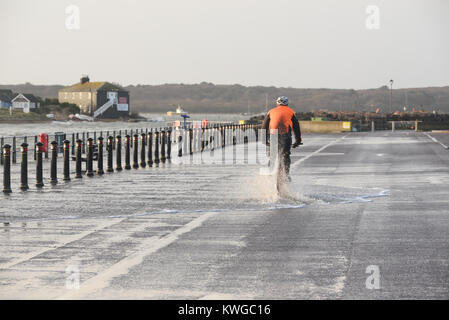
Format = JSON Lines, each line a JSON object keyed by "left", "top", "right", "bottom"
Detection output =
{"left": 0, "top": 109, "right": 49, "bottom": 123}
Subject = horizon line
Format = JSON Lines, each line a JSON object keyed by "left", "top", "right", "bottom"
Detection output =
{"left": 1, "top": 81, "right": 449, "bottom": 91}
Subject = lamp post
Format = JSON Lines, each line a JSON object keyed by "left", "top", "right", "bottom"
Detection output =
{"left": 89, "top": 88, "right": 93, "bottom": 116}
{"left": 389, "top": 79, "right": 394, "bottom": 113}
{"left": 265, "top": 93, "right": 268, "bottom": 114}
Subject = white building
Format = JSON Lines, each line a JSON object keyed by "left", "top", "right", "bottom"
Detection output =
{"left": 11, "top": 93, "right": 40, "bottom": 113}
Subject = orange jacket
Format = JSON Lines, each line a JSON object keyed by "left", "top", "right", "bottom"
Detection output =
{"left": 262, "top": 105, "right": 302, "bottom": 141}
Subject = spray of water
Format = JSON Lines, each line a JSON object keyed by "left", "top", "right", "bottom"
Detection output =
{"left": 239, "top": 164, "right": 313, "bottom": 207}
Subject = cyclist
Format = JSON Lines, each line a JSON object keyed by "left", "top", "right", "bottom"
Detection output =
{"left": 262, "top": 96, "right": 302, "bottom": 179}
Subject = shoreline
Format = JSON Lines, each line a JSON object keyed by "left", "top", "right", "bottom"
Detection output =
{"left": 0, "top": 118, "right": 144, "bottom": 124}
{"left": 0, "top": 119, "right": 52, "bottom": 124}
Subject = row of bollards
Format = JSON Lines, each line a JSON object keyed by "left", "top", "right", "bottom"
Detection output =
{"left": 0, "top": 128, "right": 153, "bottom": 166}
{"left": 1, "top": 131, "right": 171, "bottom": 192}
{"left": 2, "top": 124, "right": 257, "bottom": 193}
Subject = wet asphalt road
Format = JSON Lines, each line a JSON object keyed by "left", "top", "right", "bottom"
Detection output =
{"left": 0, "top": 131, "right": 448, "bottom": 299}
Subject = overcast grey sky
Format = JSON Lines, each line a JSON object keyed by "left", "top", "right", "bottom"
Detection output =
{"left": 1, "top": 0, "right": 448, "bottom": 89}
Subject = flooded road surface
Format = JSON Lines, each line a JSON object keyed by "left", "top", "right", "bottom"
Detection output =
{"left": 1, "top": 132, "right": 448, "bottom": 299}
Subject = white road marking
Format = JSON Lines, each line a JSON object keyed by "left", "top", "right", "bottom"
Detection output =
{"left": 57, "top": 211, "right": 218, "bottom": 299}
{"left": 0, "top": 218, "right": 127, "bottom": 270}
{"left": 295, "top": 152, "right": 345, "bottom": 156}
{"left": 291, "top": 134, "right": 349, "bottom": 169}
{"left": 424, "top": 133, "right": 449, "bottom": 149}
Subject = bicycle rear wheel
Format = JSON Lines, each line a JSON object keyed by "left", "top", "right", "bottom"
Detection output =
{"left": 276, "top": 156, "right": 288, "bottom": 194}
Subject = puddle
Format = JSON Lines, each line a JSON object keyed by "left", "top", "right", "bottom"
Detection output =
{"left": 1, "top": 161, "right": 389, "bottom": 224}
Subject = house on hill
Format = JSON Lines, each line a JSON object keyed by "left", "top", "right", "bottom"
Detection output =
{"left": 58, "top": 76, "right": 130, "bottom": 119}
{"left": 11, "top": 93, "right": 41, "bottom": 113}
{"left": 0, "top": 89, "right": 13, "bottom": 109}
{"left": 0, "top": 89, "right": 13, "bottom": 98}
{"left": 0, "top": 95, "right": 12, "bottom": 109}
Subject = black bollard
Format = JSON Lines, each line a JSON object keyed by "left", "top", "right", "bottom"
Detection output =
{"left": 12, "top": 136, "right": 16, "bottom": 164}
{"left": 147, "top": 132, "right": 153, "bottom": 167}
{"left": 178, "top": 130, "right": 183, "bottom": 157}
{"left": 210, "top": 127, "right": 215, "bottom": 151}
{"left": 34, "top": 135, "right": 37, "bottom": 160}
{"left": 82, "top": 132, "right": 86, "bottom": 154}
{"left": 35, "top": 142, "right": 44, "bottom": 188}
{"left": 160, "top": 130, "right": 166, "bottom": 163}
{"left": 132, "top": 134, "right": 139, "bottom": 169}
{"left": 202, "top": 126, "right": 206, "bottom": 152}
{"left": 140, "top": 133, "right": 146, "bottom": 168}
{"left": 2, "top": 144, "right": 12, "bottom": 193}
{"left": 200, "top": 128, "right": 204, "bottom": 152}
{"left": 244, "top": 134, "right": 248, "bottom": 164}
{"left": 154, "top": 131, "right": 160, "bottom": 165}
{"left": 0, "top": 137, "right": 3, "bottom": 166}
{"left": 190, "top": 128, "right": 194, "bottom": 155}
{"left": 233, "top": 126, "right": 237, "bottom": 165}
{"left": 96, "top": 137, "right": 104, "bottom": 175}
{"left": 75, "top": 139, "right": 83, "bottom": 179}
{"left": 106, "top": 136, "right": 114, "bottom": 173}
{"left": 0, "top": 137, "right": 4, "bottom": 166}
{"left": 71, "top": 133, "right": 75, "bottom": 155}
{"left": 86, "top": 138, "right": 94, "bottom": 177}
{"left": 116, "top": 135, "right": 123, "bottom": 171}
{"left": 19, "top": 143, "right": 29, "bottom": 191}
{"left": 63, "top": 140, "right": 71, "bottom": 181}
{"left": 49, "top": 141, "right": 58, "bottom": 185}
{"left": 221, "top": 126, "right": 226, "bottom": 148}
{"left": 167, "top": 129, "right": 172, "bottom": 160}
{"left": 124, "top": 135, "right": 131, "bottom": 170}
{"left": 205, "top": 126, "right": 210, "bottom": 151}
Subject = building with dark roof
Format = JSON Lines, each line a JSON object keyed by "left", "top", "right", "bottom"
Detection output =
{"left": 58, "top": 76, "right": 130, "bottom": 119}
{"left": 0, "top": 94, "right": 12, "bottom": 109}
{"left": 0, "top": 89, "right": 13, "bottom": 108}
{"left": 0, "top": 89, "right": 14, "bottom": 99}
{"left": 11, "top": 93, "right": 40, "bottom": 113}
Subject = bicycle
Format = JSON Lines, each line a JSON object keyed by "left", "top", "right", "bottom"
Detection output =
{"left": 275, "top": 141, "right": 302, "bottom": 195}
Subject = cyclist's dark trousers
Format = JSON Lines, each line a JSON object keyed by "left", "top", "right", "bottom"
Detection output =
{"left": 270, "top": 133, "right": 292, "bottom": 176}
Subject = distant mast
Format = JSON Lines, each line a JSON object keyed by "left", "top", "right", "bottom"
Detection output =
{"left": 265, "top": 93, "right": 268, "bottom": 113}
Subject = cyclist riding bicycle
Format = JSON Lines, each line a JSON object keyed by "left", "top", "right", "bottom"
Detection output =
{"left": 262, "top": 96, "right": 302, "bottom": 180}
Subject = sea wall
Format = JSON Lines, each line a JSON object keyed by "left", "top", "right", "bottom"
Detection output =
{"left": 299, "top": 121, "right": 351, "bottom": 133}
